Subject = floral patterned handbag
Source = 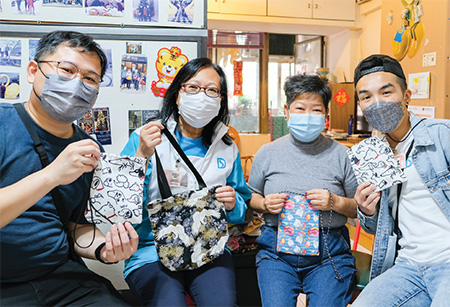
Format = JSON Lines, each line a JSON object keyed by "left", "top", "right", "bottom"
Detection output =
{"left": 147, "top": 128, "right": 229, "bottom": 271}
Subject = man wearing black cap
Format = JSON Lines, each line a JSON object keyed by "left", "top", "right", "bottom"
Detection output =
{"left": 351, "top": 54, "right": 450, "bottom": 306}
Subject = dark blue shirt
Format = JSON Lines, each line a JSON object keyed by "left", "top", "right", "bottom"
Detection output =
{"left": 0, "top": 102, "right": 97, "bottom": 282}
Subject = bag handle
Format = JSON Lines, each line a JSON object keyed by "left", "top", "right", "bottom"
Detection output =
{"left": 13, "top": 103, "right": 71, "bottom": 225}
{"left": 160, "top": 126, "right": 206, "bottom": 189}
{"left": 154, "top": 149, "right": 173, "bottom": 199}
{"left": 152, "top": 126, "right": 207, "bottom": 200}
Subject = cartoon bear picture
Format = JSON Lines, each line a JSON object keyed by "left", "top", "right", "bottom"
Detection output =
{"left": 151, "top": 46, "right": 188, "bottom": 97}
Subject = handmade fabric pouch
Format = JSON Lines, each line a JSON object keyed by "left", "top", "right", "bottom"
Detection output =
{"left": 85, "top": 153, "right": 146, "bottom": 224}
{"left": 277, "top": 193, "right": 320, "bottom": 256}
{"left": 147, "top": 127, "right": 228, "bottom": 271}
{"left": 347, "top": 135, "right": 406, "bottom": 192}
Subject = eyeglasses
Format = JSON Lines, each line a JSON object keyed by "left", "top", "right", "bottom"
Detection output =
{"left": 37, "top": 60, "right": 103, "bottom": 88}
{"left": 181, "top": 83, "right": 221, "bottom": 98}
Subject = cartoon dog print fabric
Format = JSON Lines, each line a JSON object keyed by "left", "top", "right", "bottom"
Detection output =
{"left": 347, "top": 135, "right": 406, "bottom": 192}
{"left": 85, "top": 153, "right": 147, "bottom": 224}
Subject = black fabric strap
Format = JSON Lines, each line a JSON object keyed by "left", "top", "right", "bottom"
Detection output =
{"left": 13, "top": 103, "right": 70, "bottom": 225}
{"left": 160, "top": 126, "right": 206, "bottom": 189}
{"left": 152, "top": 126, "right": 208, "bottom": 200}
{"left": 154, "top": 149, "right": 173, "bottom": 199}
{"left": 394, "top": 139, "right": 415, "bottom": 257}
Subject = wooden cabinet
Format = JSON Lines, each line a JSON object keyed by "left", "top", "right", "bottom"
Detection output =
{"left": 268, "top": 0, "right": 355, "bottom": 21}
{"left": 208, "top": 0, "right": 267, "bottom": 16}
{"left": 207, "top": 0, "right": 220, "bottom": 13}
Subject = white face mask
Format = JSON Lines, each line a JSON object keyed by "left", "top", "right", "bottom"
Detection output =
{"left": 178, "top": 92, "right": 221, "bottom": 128}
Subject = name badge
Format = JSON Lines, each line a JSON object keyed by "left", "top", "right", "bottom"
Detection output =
{"left": 165, "top": 170, "right": 188, "bottom": 188}
{"left": 396, "top": 153, "right": 406, "bottom": 169}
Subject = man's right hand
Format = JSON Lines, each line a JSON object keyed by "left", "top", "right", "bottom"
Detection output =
{"left": 136, "top": 121, "right": 164, "bottom": 159}
{"left": 46, "top": 139, "right": 101, "bottom": 186}
{"left": 354, "top": 182, "right": 380, "bottom": 216}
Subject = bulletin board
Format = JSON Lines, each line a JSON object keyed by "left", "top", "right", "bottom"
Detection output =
{"left": 0, "top": 0, "right": 206, "bottom": 29}
{"left": 0, "top": 24, "right": 206, "bottom": 154}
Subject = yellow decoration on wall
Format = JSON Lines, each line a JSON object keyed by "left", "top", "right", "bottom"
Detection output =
{"left": 392, "top": 0, "right": 425, "bottom": 61}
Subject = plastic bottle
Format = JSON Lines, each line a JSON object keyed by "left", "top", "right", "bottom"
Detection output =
{"left": 348, "top": 115, "right": 353, "bottom": 135}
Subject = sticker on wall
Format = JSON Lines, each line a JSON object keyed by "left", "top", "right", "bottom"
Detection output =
{"left": 100, "top": 49, "right": 113, "bottom": 87}
{"left": 133, "top": 0, "right": 158, "bottom": 23}
{"left": 392, "top": 0, "right": 424, "bottom": 61}
{"left": 85, "top": 0, "right": 124, "bottom": 16}
{"left": 0, "top": 39, "right": 21, "bottom": 67}
{"left": 43, "top": 0, "right": 81, "bottom": 7}
{"left": 0, "top": 72, "right": 20, "bottom": 99}
{"left": 151, "top": 46, "right": 188, "bottom": 97}
{"left": 168, "top": 0, "right": 194, "bottom": 24}
{"left": 121, "top": 54, "right": 148, "bottom": 93}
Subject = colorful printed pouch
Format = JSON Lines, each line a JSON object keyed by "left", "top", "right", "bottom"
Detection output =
{"left": 347, "top": 135, "right": 406, "bottom": 192}
{"left": 277, "top": 193, "right": 320, "bottom": 256}
{"left": 86, "top": 153, "right": 146, "bottom": 224}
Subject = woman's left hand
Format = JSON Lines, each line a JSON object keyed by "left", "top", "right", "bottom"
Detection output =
{"left": 306, "top": 189, "right": 333, "bottom": 211}
{"left": 216, "top": 186, "right": 236, "bottom": 211}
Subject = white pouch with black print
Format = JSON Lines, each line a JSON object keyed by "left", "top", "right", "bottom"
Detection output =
{"left": 85, "top": 153, "right": 146, "bottom": 224}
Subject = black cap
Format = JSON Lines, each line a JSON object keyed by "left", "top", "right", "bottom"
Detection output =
{"left": 354, "top": 54, "right": 406, "bottom": 86}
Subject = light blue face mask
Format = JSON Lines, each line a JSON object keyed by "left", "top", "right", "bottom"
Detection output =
{"left": 287, "top": 113, "right": 326, "bottom": 142}
{"left": 362, "top": 100, "right": 405, "bottom": 133}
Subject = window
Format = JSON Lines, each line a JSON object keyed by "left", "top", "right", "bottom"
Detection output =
{"left": 209, "top": 31, "right": 264, "bottom": 133}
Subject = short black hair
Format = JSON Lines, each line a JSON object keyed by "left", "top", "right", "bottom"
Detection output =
{"left": 283, "top": 75, "right": 331, "bottom": 111}
{"left": 354, "top": 54, "right": 407, "bottom": 92}
{"left": 158, "top": 57, "right": 233, "bottom": 147}
{"left": 34, "top": 31, "right": 107, "bottom": 78}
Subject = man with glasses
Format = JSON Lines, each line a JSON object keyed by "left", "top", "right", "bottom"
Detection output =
{"left": 0, "top": 31, "right": 138, "bottom": 306}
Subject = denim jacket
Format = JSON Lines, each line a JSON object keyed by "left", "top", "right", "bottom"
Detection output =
{"left": 358, "top": 113, "right": 450, "bottom": 280}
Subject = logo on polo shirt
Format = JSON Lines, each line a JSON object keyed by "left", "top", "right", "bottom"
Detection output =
{"left": 217, "top": 158, "right": 226, "bottom": 169}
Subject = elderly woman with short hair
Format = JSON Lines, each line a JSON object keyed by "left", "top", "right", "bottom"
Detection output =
{"left": 248, "top": 74, "right": 358, "bottom": 307}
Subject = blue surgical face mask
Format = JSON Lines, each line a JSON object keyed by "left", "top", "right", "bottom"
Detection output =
{"left": 287, "top": 113, "right": 326, "bottom": 142}
{"left": 362, "top": 100, "right": 405, "bottom": 133}
{"left": 36, "top": 73, "right": 99, "bottom": 122}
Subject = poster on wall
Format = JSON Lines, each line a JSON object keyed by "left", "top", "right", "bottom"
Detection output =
{"left": 0, "top": 39, "right": 21, "bottom": 67}
{"left": 151, "top": 46, "right": 188, "bottom": 97}
{"left": 133, "top": 0, "right": 158, "bottom": 22}
{"left": 43, "top": 0, "right": 81, "bottom": 7}
{"left": 29, "top": 39, "right": 39, "bottom": 61}
{"left": 100, "top": 49, "right": 113, "bottom": 87}
{"left": 85, "top": 0, "right": 124, "bottom": 16}
{"left": 11, "top": 0, "right": 42, "bottom": 15}
{"left": 408, "top": 72, "right": 430, "bottom": 99}
{"left": 77, "top": 107, "right": 112, "bottom": 145}
{"left": 128, "top": 109, "right": 159, "bottom": 135}
{"left": 0, "top": 72, "right": 20, "bottom": 99}
{"left": 120, "top": 54, "right": 147, "bottom": 93}
{"left": 168, "top": 0, "right": 193, "bottom": 24}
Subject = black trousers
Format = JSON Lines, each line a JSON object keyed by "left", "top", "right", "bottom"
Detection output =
{"left": 1, "top": 260, "right": 129, "bottom": 306}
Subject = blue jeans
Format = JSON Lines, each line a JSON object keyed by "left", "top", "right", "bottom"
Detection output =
{"left": 353, "top": 261, "right": 450, "bottom": 307}
{"left": 256, "top": 226, "right": 356, "bottom": 307}
{"left": 125, "top": 252, "right": 236, "bottom": 306}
